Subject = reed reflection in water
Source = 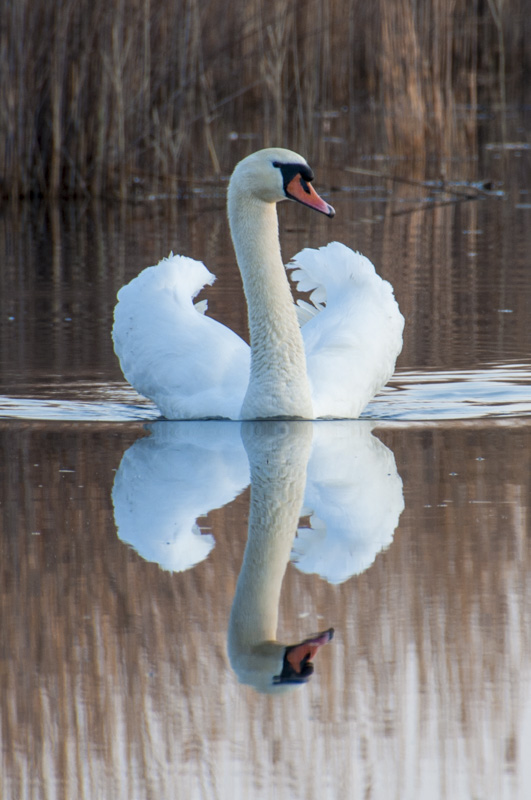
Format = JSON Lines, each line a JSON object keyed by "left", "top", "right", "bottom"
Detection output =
{"left": 1, "top": 419, "right": 530, "bottom": 798}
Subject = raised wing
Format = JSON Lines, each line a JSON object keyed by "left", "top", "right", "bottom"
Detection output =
{"left": 113, "top": 254, "right": 250, "bottom": 419}
{"left": 289, "top": 242, "right": 404, "bottom": 418}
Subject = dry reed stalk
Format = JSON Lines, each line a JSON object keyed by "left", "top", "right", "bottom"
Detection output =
{"left": 260, "top": 0, "right": 292, "bottom": 147}
{"left": 0, "top": 0, "right": 528, "bottom": 199}
{"left": 486, "top": 0, "right": 508, "bottom": 142}
{"left": 379, "top": 0, "right": 428, "bottom": 158}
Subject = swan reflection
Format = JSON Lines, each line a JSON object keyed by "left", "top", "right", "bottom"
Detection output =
{"left": 294, "top": 422, "right": 404, "bottom": 583}
{"left": 112, "top": 419, "right": 403, "bottom": 692}
{"left": 112, "top": 421, "right": 249, "bottom": 571}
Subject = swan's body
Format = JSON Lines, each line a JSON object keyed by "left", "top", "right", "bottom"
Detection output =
{"left": 113, "top": 148, "right": 403, "bottom": 420}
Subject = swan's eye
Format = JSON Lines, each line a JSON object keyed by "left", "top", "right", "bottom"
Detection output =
{"left": 299, "top": 165, "right": 314, "bottom": 183}
{"left": 299, "top": 177, "right": 312, "bottom": 195}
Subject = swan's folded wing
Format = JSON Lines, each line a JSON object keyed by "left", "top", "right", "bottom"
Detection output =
{"left": 113, "top": 255, "right": 250, "bottom": 419}
{"left": 289, "top": 242, "right": 404, "bottom": 418}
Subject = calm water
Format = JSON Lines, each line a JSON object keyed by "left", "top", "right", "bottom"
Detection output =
{"left": 1, "top": 145, "right": 531, "bottom": 799}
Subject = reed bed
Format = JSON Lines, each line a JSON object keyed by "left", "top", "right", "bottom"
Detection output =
{"left": 1, "top": 0, "right": 529, "bottom": 198}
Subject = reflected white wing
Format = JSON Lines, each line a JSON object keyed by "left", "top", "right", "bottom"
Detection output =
{"left": 113, "top": 255, "right": 250, "bottom": 419}
{"left": 291, "top": 421, "right": 404, "bottom": 583}
{"left": 112, "top": 421, "right": 249, "bottom": 571}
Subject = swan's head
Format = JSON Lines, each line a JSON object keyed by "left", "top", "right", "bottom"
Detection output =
{"left": 228, "top": 148, "right": 335, "bottom": 217}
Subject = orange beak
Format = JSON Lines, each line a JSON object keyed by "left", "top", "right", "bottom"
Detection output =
{"left": 286, "top": 174, "right": 335, "bottom": 217}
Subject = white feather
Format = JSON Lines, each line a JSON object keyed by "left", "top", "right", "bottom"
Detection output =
{"left": 113, "top": 254, "right": 250, "bottom": 419}
{"left": 289, "top": 242, "right": 404, "bottom": 418}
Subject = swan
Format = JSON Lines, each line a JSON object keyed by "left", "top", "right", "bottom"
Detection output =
{"left": 113, "top": 147, "right": 404, "bottom": 419}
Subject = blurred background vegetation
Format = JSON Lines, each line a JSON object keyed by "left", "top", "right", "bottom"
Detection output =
{"left": 1, "top": 0, "right": 529, "bottom": 199}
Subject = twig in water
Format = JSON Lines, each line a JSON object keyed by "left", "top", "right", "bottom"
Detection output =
{"left": 344, "top": 166, "right": 493, "bottom": 200}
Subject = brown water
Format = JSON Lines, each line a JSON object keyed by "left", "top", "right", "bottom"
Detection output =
{"left": 1, "top": 145, "right": 531, "bottom": 799}
{"left": 1, "top": 146, "right": 530, "bottom": 420}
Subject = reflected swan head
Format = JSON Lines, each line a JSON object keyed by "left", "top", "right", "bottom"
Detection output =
{"left": 274, "top": 628, "right": 335, "bottom": 685}
{"left": 231, "top": 628, "right": 334, "bottom": 695}
{"left": 229, "top": 420, "right": 334, "bottom": 694}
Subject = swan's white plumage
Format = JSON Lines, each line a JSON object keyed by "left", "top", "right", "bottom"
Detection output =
{"left": 290, "top": 242, "right": 404, "bottom": 418}
{"left": 113, "top": 254, "right": 250, "bottom": 419}
{"left": 112, "top": 148, "right": 403, "bottom": 420}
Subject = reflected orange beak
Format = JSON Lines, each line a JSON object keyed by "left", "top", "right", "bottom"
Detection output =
{"left": 274, "top": 628, "right": 334, "bottom": 685}
{"left": 286, "top": 174, "right": 335, "bottom": 217}
{"left": 286, "top": 628, "right": 335, "bottom": 674}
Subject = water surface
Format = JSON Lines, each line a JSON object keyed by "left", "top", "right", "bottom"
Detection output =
{"left": 0, "top": 145, "right": 530, "bottom": 799}
{"left": 1, "top": 147, "right": 530, "bottom": 421}
{"left": 1, "top": 418, "right": 530, "bottom": 799}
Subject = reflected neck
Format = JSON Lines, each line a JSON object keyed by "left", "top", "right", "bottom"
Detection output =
{"left": 228, "top": 423, "right": 312, "bottom": 672}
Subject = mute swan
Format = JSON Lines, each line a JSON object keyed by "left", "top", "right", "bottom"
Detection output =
{"left": 113, "top": 147, "right": 404, "bottom": 419}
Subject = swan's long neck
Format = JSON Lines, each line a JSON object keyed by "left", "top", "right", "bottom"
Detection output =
{"left": 227, "top": 422, "right": 312, "bottom": 689}
{"left": 228, "top": 193, "right": 313, "bottom": 419}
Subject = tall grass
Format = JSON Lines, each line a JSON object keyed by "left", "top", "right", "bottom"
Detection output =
{"left": 1, "top": 0, "right": 529, "bottom": 198}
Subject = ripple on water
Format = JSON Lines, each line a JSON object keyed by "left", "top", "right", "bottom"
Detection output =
{"left": 0, "top": 365, "right": 530, "bottom": 422}
{"left": 0, "top": 383, "right": 160, "bottom": 422}
{"left": 364, "top": 364, "right": 531, "bottom": 420}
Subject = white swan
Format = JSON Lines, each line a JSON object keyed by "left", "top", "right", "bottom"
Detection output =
{"left": 113, "top": 147, "right": 404, "bottom": 420}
